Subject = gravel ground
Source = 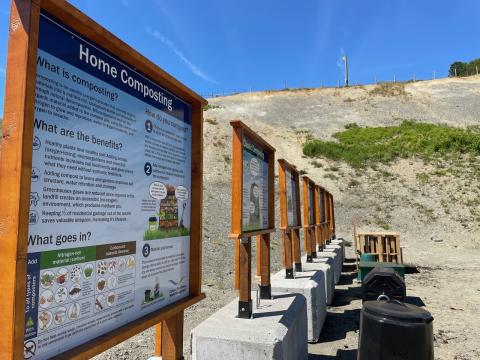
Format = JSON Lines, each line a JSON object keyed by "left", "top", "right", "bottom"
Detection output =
{"left": 94, "top": 77, "right": 480, "bottom": 359}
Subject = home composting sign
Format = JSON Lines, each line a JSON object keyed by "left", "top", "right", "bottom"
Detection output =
{"left": 24, "top": 12, "right": 192, "bottom": 359}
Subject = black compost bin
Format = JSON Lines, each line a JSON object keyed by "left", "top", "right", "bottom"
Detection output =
{"left": 358, "top": 300, "right": 434, "bottom": 360}
{"left": 362, "top": 266, "right": 406, "bottom": 302}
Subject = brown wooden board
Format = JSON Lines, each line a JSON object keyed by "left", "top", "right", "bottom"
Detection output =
{"left": 230, "top": 120, "right": 275, "bottom": 315}
{"left": 278, "top": 159, "right": 302, "bottom": 277}
{"left": 0, "top": 1, "right": 206, "bottom": 359}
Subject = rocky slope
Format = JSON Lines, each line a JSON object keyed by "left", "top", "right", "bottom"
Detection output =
{"left": 94, "top": 76, "right": 480, "bottom": 360}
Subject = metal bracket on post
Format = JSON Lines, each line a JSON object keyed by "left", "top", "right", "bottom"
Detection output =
{"left": 238, "top": 300, "right": 253, "bottom": 319}
{"left": 295, "top": 262, "right": 303, "bottom": 273}
{"left": 259, "top": 284, "right": 271, "bottom": 300}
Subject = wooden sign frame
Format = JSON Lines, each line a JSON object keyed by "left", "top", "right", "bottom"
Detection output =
{"left": 302, "top": 176, "right": 317, "bottom": 262}
{"left": 319, "top": 186, "right": 329, "bottom": 246}
{"left": 230, "top": 120, "right": 275, "bottom": 318}
{"left": 0, "top": 1, "right": 206, "bottom": 359}
{"left": 329, "top": 192, "right": 336, "bottom": 240}
{"left": 314, "top": 185, "right": 325, "bottom": 252}
{"left": 278, "top": 159, "right": 302, "bottom": 278}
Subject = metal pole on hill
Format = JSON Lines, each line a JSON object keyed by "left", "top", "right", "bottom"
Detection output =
{"left": 342, "top": 55, "right": 349, "bottom": 87}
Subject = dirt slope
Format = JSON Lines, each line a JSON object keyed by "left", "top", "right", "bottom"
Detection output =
{"left": 95, "top": 76, "right": 480, "bottom": 360}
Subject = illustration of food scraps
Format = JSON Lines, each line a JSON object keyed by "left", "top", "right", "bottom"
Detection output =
{"left": 32, "top": 242, "right": 137, "bottom": 334}
{"left": 94, "top": 242, "right": 136, "bottom": 312}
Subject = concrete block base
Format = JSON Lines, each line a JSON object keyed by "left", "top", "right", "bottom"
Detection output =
{"left": 316, "top": 250, "right": 341, "bottom": 284}
{"left": 191, "top": 293, "right": 308, "bottom": 360}
{"left": 271, "top": 270, "right": 326, "bottom": 342}
{"left": 331, "top": 238, "right": 345, "bottom": 263}
{"left": 301, "top": 255, "right": 334, "bottom": 305}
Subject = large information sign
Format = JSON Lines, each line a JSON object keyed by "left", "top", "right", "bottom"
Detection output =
{"left": 242, "top": 136, "right": 269, "bottom": 232}
{"left": 9, "top": 9, "right": 199, "bottom": 360}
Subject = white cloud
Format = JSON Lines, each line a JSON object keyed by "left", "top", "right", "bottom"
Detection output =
{"left": 146, "top": 28, "right": 217, "bottom": 83}
{"left": 0, "top": 67, "right": 6, "bottom": 76}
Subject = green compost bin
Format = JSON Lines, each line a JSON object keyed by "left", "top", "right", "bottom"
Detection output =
{"left": 360, "top": 253, "right": 376, "bottom": 262}
{"left": 358, "top": 261, "right": 405, "bottom": 282}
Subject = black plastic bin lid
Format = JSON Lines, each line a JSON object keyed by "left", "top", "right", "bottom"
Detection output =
{"left": 363, "top": 300, "right": 433, "bottom": 324}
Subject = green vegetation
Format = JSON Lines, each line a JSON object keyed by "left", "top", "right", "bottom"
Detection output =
{"left": 205, "top": 118, "right": 218, "bottom": 125}
{"left": 415, "top": 172, "right": 430, "bottom": 186}
{"left": 303, "top": 120, "right": 480, "bottom": 168}
{"left": 144, "top": 227, "right": 190, "bottom": 240}
{"left": 449, "top": 58, "right": 480, "bottom": 77}
{"left": 369, "top": 82, "right": 405, "bottom": 96}
{"left": 203, "top": 104, "right": 222, "bottom": 111}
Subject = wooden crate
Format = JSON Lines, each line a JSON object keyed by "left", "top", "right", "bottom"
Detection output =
{"left": 356, "top": 232, "right": 403, "bottom": 264}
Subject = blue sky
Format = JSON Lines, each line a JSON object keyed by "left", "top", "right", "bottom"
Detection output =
{"left": 0, "top": 0, "right": 479, "bottom": 114}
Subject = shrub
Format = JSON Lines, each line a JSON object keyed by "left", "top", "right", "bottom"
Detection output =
{"left": 303, "top": 120, "right": 480, "bottom": 168}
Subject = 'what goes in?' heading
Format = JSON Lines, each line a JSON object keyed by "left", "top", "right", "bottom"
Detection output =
{"left": 34, "top": 118, "right": 123, "bottom": 151}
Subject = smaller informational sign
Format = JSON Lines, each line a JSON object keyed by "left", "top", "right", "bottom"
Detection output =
{"left": 285, "top": 169, "right": 298, "bottom": 227}
{"left": 242, "top": 136, "right": 269, "bottom": 232}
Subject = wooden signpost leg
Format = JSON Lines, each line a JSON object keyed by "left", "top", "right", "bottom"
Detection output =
{"left": 259, "top": 233, "right": 271, "bottom": 299}
{"left": 234, "top": 238, "right": 240, "bottom": 290}
{"left": 155, "top": 311, "right": 184, "bottom": 360}
{"left": 315, "top": 226, "right": 322, "bottom": 252}
{"left": 304, "top": 228, "right": 313, "bottom": 262}
{"left": 256, "top": 236, "right": 261, "bottom": 277}
{"left": 282, "top": 230, "right": 294, "bottom": 279}
{"left": 310, "top": 228, "right": 317, "bottom": 258}
{"left": 292, "top": 229, "right": 302, "bottom": 272}
{"left": 238, "top": 237, "right": 252, "bottom": 319}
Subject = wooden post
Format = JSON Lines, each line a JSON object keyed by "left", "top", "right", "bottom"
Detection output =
{"left": 330, "top": 193, "right": 336, "bottom": 239}
{"left": 238, "top": 237, "right": 252, "bottom": 318}
{"left": 292, "top": 229, "right": 302, "bottom": 272}
{"left": 282, "top": 230, "right": 294, "bottom": 278}
{"left": 259, "top": 233, "right": 271, "bottom": 298}
{"left": 0, "top": 1, "right": 39, "bottom": 357}
{"left": 155, "top": 311, "right": 184, "bottom": 360}
{"left": 230, "top": 120, "right": 276, "bottom": 316}
{"left": 234, "top": 239, "right": 240, "bottom": 290}
{"left": 314, "top": 186, "right": 323, "bottom": 252}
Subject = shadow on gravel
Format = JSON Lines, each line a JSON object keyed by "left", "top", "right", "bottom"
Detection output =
{"left": 337, "top": 272, "right": 357, "bottom": 286}
{"left": 309, "top": 349, "right": 357, "bottom": 360}
{"left": 319, "top": 309, "right": 360, "bottom": 343}
{"left": 342, "top": 264, "right": 357, "bottom": 272}
{"left": 405, "top": 295, "right": 426, "bottom": 307}
{"left": 331, "top": 287, "right": 362, "bottom": 307}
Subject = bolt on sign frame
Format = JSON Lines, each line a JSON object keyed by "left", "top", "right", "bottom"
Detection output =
{"left": 0, "top": 1, "right": 205, "bottom": 359}
{"left": 278, "top": 159, "right": 302, "bottom": 278}
{"left": 302, "top": 176, "right": 317, "bottom": 262}
{"left": 314, "top": 185, "right": 326, "bottom": 252}
{"left": 230, "top": 120, "right": 275, "bottom": 319}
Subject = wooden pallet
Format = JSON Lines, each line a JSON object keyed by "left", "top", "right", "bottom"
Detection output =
{"left": 355, "top": 232, "right": 403, "bottom": 264}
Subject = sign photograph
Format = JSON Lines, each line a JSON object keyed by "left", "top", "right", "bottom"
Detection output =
{"left": 241, "top": 135, "right": 269, "bottom": 232}
{"left": 0, "top": 1, "right": 205, "bottom": 359}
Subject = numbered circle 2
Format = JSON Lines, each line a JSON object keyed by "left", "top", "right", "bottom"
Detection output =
{"left": 144, "top": 162, "right": 152, "bottom": 176}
